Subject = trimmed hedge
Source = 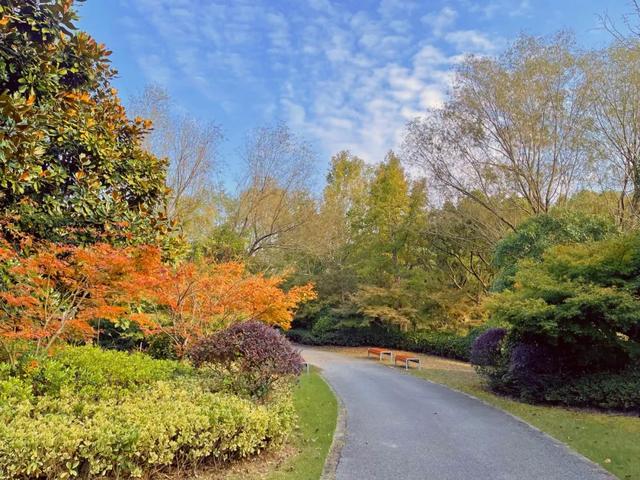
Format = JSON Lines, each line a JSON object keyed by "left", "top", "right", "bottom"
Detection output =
{"left": 0, "top": 346, "right": 295, "bottom": 479}
{"left": 543, "top": 369, "right": 640, "bottom": 411}
{"left": 287, "top": 325, "right": 486, "bottom": 361}
{"left": 189, "top": 321, "right": 303, "bottom": 399}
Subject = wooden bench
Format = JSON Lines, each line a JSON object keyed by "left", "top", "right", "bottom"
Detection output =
{"left": 367, "top": 347, "right": 393, "bottom": 361}
{"left": 394, "top": 353, "right": 420, "bottom": 369}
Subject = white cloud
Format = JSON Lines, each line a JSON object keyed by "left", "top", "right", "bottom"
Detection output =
{"left": 445, "top": 30, "right": 497, "bottom": 53}
{"left": 421, "top": 6, "right": 457, "bottom": 37}
{"left": 463, "top": 0, "right": 532, "bottom": 19}
{"left": 122, "top": 0, "right": 507, "bottom": 166}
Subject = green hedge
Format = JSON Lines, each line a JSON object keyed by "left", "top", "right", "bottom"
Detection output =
{"left": 0, "top": 346, "right": 295, "bottom": 479}
{"left": 287, "top": 326, "right": 485, "bottom": 361}
{"left": 542, "top": 369, "right": 640, "bottom": 410}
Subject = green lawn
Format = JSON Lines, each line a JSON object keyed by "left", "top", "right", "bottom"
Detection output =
{"left": 409, "top": 363, "right": 640, "bottom": 480}
{"left": 265, "top": 369, "right": 338, "bottom": 480}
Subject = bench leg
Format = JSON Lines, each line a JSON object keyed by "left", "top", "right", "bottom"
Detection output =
{"left": 405, "top": 359, "right": 408, "bottom": 370}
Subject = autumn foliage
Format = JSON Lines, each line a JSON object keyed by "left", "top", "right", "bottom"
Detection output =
{"left": 0, "top": 238, "right": 160, "bottom": 363}
{"left": 0, "top": 237, "right": 315, "bottom": 361}
{"left": 151, "top": 261, "right": 316, "bottom": 354}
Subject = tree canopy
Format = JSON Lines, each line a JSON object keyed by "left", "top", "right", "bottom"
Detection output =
{"left": 0, "top": 0, "right": 171, "bottom": 247}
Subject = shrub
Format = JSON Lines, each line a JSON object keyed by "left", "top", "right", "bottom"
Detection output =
{"left": 406, "top": 330, "right": 476, "bottom": 360}
{"left": 470, "top": 328, "right": 507, "bottom": 367}
{"left": 491, "top": 211, "right": 615, "bottom": 291}
{"left": 189, "top": 321, "right": 303, "bottom": 398}
{"left": 0, "top": 346, "right": 295, "bottom": 479}
{"left": 489, "top": 233, "right": 640, "bottom": 376}
{"left": 0, "top": 380, "right": 293, "bottom": 479}
{"left": 477, "top": 232, "right": 640, "bottom": 409}
{"left": 16, "top": 346, "right": 191, "bottom": 398}
{"left": 543, "top": 369, "right": 640, "bottom": 411}
{"left": 287, "top": 325, "right": 489, "bottom": 362}
{"left": 146, "top": 333, "right": 180, "bottom": 360}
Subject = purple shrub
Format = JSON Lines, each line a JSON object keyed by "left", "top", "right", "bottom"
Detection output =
{"left": 189, "top": 321, "right": 303, "bottom": 398}
{"left": 506, "top": 342, "right": 557, "bottom": 400}
{"left": 508, "top": 342, "right": 554, "bottom": 376}
{"left": 470, "top": 328, "right": 507, "bottom": 367}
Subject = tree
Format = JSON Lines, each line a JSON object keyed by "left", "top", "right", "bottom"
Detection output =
{"left": 0, "top": 234, "right": 316, "bottom": 361}
{"left": 354, "top": 152, "right": 428, "bottom": 285}
{"left": 405, "top": 34, "right": 593, "bottom": 227}
{"left": 0, "top": 237, "right": 160, "bottom": 365}
{"left": 130, "top": 85, "right": 222, "bottom": 234}
{"left": 491, "top": 210, "right": 616, "bottom": 291}
{"left": 228, "top": 125, "right": 317, "bottom": 259}
{"left": 0, "top": 0, "right": 171, "bottom": 247}
{"left": 425, "top": 198, "right": 497, "bottom": 301}
{"left": 306, "top": 151, "right": 370, "bottom": 300}
{"left": 317, "top": 151, "right": 370, "bottom": 261}
{"left": 488, "top": 231, "right": 640, "bottom": 376}
{"left": 148, "top": 261, "right": 316, "bottom": 355}
{"left": 587, "top": 41, "right": 640, "bottom": 226}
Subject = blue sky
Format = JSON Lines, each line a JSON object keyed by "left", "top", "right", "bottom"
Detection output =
{"left": 78, "top": 0, "right": 629, "bottom": 178}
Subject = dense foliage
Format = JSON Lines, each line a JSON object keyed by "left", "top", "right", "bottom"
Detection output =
{"left": 0, "top": 346, "right": 295, "bottom": 479}
{"left": 0, "top": 234, "right": 315, "bottom": 362}
{"left": 472, "top": 233, "right": 640, "bottom": 410}
{"left": 288, "top": 325, "right": 486, "bottom": 361}
{"left": 491, "top": 212, "right": 615, "bottom": 291}
{"left": 0, "top": 237, "right": 161, "bottom": 364}
{"left": 190, "top": 321, "right": 303, "bottom": 398}
{"left": 0, "top": 0, "right": 171, "bottom": 247}
{"left": 469, "top": 328, "right": 507, "bottom": 367}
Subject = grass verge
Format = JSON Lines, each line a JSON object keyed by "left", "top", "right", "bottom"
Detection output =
{"left": 265, "top": 368, "right": 338, "bottom": 480}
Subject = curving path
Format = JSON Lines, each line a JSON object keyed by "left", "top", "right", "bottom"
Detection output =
{"left": 302, "top": 348, "right": 614, "bottom": 480}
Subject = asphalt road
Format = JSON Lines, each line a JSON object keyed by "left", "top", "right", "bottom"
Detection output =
{"left": 302, "top": 348, "right": 614, "bottom": 480}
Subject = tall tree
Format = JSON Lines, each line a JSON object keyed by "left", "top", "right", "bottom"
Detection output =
{"left": 356, "top": 152, "right": 413, "bottom": 284}
{"left": 405, "top": 34, "right": 593, "bottom": 228}
{"left": 0, "top": 0, "right": 171, "bottom": 246}
{"left": 587, "top": 41, "right": 640, "bottom": 226}
{"left": 228, "top": 125, "right": 317, "bottom": 260}
{"left": 309, "top": 151, "right": 371, "bottom": 299}
{"left": 130, "top": 85, "right": 222, "bottom": 233}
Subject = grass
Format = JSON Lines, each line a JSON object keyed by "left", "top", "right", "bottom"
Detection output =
{"left": 265, "top": 368, "right": 338, "bottom": 480}
{"left": 324, "top": 346, "right": 640, "bottom": 480}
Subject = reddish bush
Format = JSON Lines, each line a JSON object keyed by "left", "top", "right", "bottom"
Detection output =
{"left": 189, "top": 321, "right": 303, "bottom": 398}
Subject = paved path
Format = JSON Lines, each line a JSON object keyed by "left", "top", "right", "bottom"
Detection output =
{"left": 302, "top": 348, "right": 614, "bottom": 480}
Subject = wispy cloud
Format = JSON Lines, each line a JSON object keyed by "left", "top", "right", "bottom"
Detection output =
{"left": 422, "top": 6, "right": 458, "bottom": 37}
{"left": 122, "top": 0, "right": 510, "bottom": 163}
{"left": 445, "top": 30, "right": 498, "bottom": 53}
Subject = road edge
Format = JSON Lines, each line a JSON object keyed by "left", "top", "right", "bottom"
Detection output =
{"left": 318, "top": 370, "right": 346, "bottom": 480}
{"left": 403, "top": 369, "right": 617, "bottom": 480}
